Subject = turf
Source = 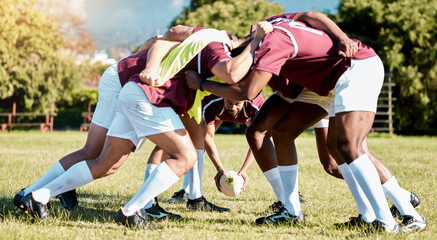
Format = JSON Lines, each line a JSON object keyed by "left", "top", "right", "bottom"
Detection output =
{"left": 0, "top": 131, "right": 435, "bottom": 239}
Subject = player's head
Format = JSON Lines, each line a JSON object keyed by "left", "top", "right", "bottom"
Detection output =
{"left": 224, "top": 99, "right": 245, "bottom": 118}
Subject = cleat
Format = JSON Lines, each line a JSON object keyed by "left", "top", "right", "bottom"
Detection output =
{"left": 360, "top": 220, "right": 399, "bottom": 236}
{"left": 334, "top": 214, "right": 372, "bottom": 229}
{"left": 299, "top": 192, "right": 307, "bottom": 203}
{"left": 390, "top": 192, "right": 421, "bottom": 220}
{"left": 13, "top": 189, "right": 26, "bottom": 210}
{"left": 400, "top": 215, "right": 428, "bottom": 233}
{"left": 20, "top": 193, "right": 50, "bottom": 219}
{"left": 145, "top": 202, "right": 182, "bottom": 221}
{"left": 166, "top": 189, "right": 188, "bottom": 203}
{"left": 57, "top": 189, "right": 85, "bottom": 211}
{"left": 255, "top": 206, "right": 305, "bottom": 225}
{"left": 256, "top": 201, "right": 284, "bottom": 216}
{"left": 115, "top": 208, "right": 150, "bottom": 228}
{"left": 186, "top": 196, "right": 230, "bottom": 213}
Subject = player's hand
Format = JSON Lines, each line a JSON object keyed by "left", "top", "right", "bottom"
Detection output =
{"left": 185, "top": 70, "right": 203, "bottom": 90}
{"left": 238, "top": 170, "right": 249, "bottom": 192}
{"left": 254, "top": 21, "right": 273, "bottom": 41}
{"left": 337, "top": 36, "right": 358, "bottom": 58}
{"left": 214, "top": 169, "right": 226, "bottom": 192}
{"left": 139, "top": 68, "right": 161, "bottom": 86}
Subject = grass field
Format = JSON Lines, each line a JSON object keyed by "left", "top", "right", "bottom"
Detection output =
{"left": 0, "top": 131, "right": 435, "bottom": 239}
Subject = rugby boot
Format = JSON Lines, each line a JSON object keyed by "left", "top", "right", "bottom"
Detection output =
{"left": 186, "top": 196, "right": 230, "bottom": 212}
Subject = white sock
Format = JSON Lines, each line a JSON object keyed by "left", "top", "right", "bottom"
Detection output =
{"left": 124, "top": 161, "right": 179, "bottom": 215}
{"left": 24, "top": 161, "right": 65, "bottom": 195}
{"left": 382, "top": 176, "right": 422, "bottom": 220}
{"left": 263, "top": 167, "right": 285, "bottom": 203}
{"left": 32, "top": 161, "right": 94, "bottom": 204}
{"left": 182, "top": 173, "right": 190, "bottom": 193}
{"left": 349, "top": 155, "right": 397, "bottom": 229}
{"left": 278, "top": 165, "right": 301, "bottom": 215}
{"left": 143, "top": 163, "right": 158, "bottom": 209}
{"left": 188, "top": 149, "right": 204, "bottom": 200}
{"left": 338, "top": 163, "right": 376, "bottom": 222}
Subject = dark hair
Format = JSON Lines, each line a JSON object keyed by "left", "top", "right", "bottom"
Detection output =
{"left": 230, "top": 37, "right": 253, "bottom": 57}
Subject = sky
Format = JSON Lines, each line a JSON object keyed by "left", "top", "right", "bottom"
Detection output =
{"left": 67, "top": 0, "right": 341, "bottom": 52}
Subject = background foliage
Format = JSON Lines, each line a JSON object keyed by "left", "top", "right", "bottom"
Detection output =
{"left": 171, "top": 0, "right": 283, "bottom": 38}
{"left": 330, "top": 0, "right": 437, "bottom": 134}
{"left": 1, "top": 0, "right": 436, "bottom": 134}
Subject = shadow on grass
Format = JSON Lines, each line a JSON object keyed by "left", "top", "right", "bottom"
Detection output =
{"left": 0, "top": 193, "right": 120, "bottom": 224}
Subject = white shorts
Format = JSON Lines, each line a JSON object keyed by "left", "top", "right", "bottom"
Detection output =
{"left": 91, "top": 63, "right": 122, "bottom": 129}
{"left": 107, "top": 82, "right": 185, "bottom": 152}
{"left": 329, "top": 56, "right": 384, "bottom": 117}
{"left": 276, "top": 88, "right": 334, "bottom": 113}
{"left": 314, "top": 116, "right": 329, "bottom": 128}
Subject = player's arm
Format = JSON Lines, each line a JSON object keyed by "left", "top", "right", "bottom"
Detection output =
{"left": 210, "top": 21, "right": 273, "bottom": 84}
{"left": 136, "top": 24, "right": 196, "bottom": 54}
{"left": 237, "top": 120, "right": 256, "bottom": 192}
{"left": 187, "top": 69, "right": 272, "bottom": 101}
{"left": 204, "top": 121, "right": 226, "bottom": 192}
{"left": 138, "top": 40, "right": 181, "bottom": 85}
{"left": 294, "top": 11, "right": 358, "bottom": 57}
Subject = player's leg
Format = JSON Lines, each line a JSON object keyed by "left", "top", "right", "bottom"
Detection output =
{"left": 362, "top": 138, "right": 423, "bottom": 225}
{"left": 15, "top": 63, "right": 121, "bottom": 211}
{"left": 257, "top": 101, "right": 326, "bottom": 225}
{"left": 246, "top": 94, "right": 291, "bottom": 207}
{"left": 179, "top": 114, "right": 229, "bottom": 212}
{"left": 314, "top": 119, "right": 343, "bottom": 179}
{"left": 331, "top": 56, "right": 400, "bottom": 233}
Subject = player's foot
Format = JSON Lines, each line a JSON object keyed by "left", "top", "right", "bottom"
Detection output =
{"left": 390, "top": 192, "right": 420, "bottom": 220}
{"left": 186, "top": 196, "right": 230, "bottom": 212}
{"left": 400, "top": 215, "right": 428, "bottom": 233}
{"left": 334, "top": 214, "right": 372, "bottom": 229}
{"left": 166, "top": 189, "right": 188, "bottom": 203}
{"left": 256, "top": 201, "right": 284, "bottom": 216}
{"left": 13, "top": 188, "right": 26, "bottom": 211}
{"left": 255, "top": 206, "right": 305, "bottom": 225}
{"left": 20, "top": 193, "right": 50, "bottom": 219}
{"left": 360, "top": 220, "right": 399, "bottom": 236}
{"left": 299, "top": 192, "right": 307, "bottom": 203}
{"left": 57, "top": 189, "right": 85, "bottom": 211}
{"left": 115, "top": 208, "right": 150, "bottom": 228}
{"left": 145, "top": 202, "right": 182, "bottom": 221}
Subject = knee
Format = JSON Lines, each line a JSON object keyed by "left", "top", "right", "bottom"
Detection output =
{"left": 80, "top": 144, "right": 102, "bottom": 159}
{"left": 246, "top": 125, "right": 266, "bottom": 146}
{"left": 322, "top": 161, "right": 342, "bottom": 179}
{"left": 178, "top": 149, "right": 197, "bottom": 173}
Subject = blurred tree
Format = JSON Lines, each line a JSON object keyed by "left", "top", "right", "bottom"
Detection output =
{"left": 0, "top": 0, "right": 83, "bottom": 112}
{"left": 37, "top": 0, "right": 96, "bottom": 56}
{"left": 171, "top": 0, "right": 284, "bottom": 37}
{"left": 330, "top": 0, "right": 437, "bottom": 134}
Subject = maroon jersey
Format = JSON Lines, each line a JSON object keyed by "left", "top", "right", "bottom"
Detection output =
{"left": 117, "top": 27, "right": 208, "bottom": 87}
{"left": 253, "top": 17, "right": 377, "bottom": 97}
{"left": 203, "top": 93, "right": 264, "bottom": 125}
{"left": 128, "top": 42, "right": 231, "bottom": 114}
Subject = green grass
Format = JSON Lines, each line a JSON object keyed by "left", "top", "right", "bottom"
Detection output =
{"left": 0, "top": 131, "right": 435, "bottom": 239}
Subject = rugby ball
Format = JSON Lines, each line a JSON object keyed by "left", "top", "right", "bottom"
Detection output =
{"left": 219, "top": 171, "right": 244, "bottom": 197}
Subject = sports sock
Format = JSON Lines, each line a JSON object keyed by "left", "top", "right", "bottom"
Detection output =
{"left": 181, "top": 173, "right": 190, "bottom": 193}
{"left": 382, "top": 176, "right": 422, "bottom": 220}
{"left": 338, "top": 163, "right": 376, "bottom": 222}
{"left": 349, "top": 155, "right": 397, "bottom": 229}
{"left": 24, "top": 161, "right": 65, "bottom": 195}
{"left": 143, "top": 163, "right": 158, "bottom": 209}
{"left": 188, "top": 149, "right": 204, "bottom": 200}
{"left": 263, "top": 167, "right": 285, "bottom": 203}
{"left": 278, "top": 164, "right": 301, "bottom": 215}
{"left": 124, "top": 161, "right": 179, "bottom": 215}
{"left": 32, "top": 161, "right": 93, "bottom": 204}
